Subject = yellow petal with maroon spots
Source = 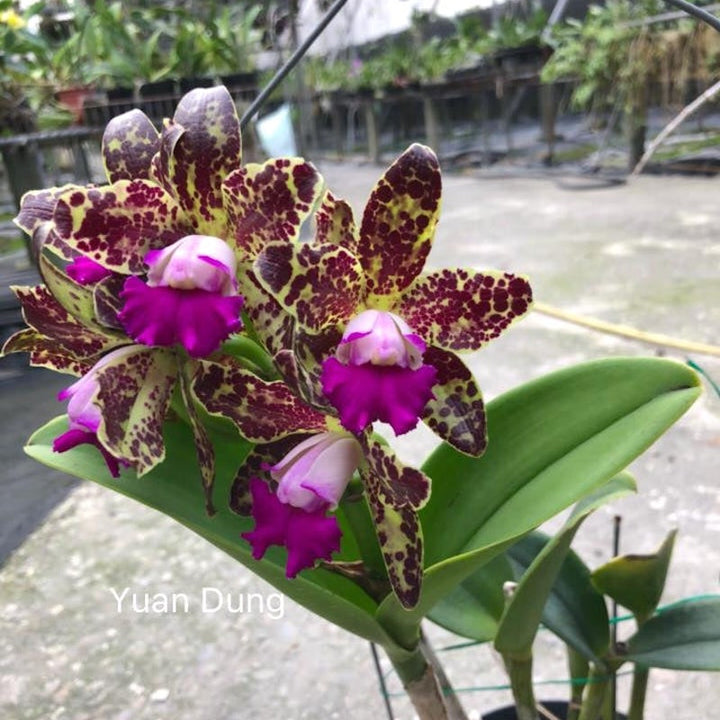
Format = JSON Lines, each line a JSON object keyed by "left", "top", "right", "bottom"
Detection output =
{"left": 358, "top": 143, "right": 441, "bottom": 302}
{"left": 223, "top": 158, "right": 323, "bottom": 262}
{"left": 361, "top": 438, "right": 430, "bottom": 609}
{"left": 94, "top": 346, "right": 178, "bottom": 476}
{"left": 52, "top": 180, "right": 191, "bottom": 274}
{"left": 398, "top": 268, "right": 533, "bottom": 351}
{"left": 315, "top": 189, "right": 358, "bottom": 252}
{"left": 178, "top": 367, "right": 216, "bottom": 515}
{"left": 254, "top": 242, "right": 364, "bottom": 334}
{"left": 162, "top": 87, "right": 242, "bottom": 236}
{"left": 11, "top": 284, "right": 125, "bottom": 360}
{"left": 422, "top": 346, "right": 487, "bottom": 457}
{"left": 192, "top": 358, "right": 328, "bottom": 443}
{"left": 102, "top": 109, "right": 160, "bottom": 184}
{"left": 1, "top": 328, "right": 95, "bottom": 376}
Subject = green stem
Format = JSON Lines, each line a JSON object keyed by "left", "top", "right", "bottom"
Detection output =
{"left": 567, "top": 648, "right": 589, "bottom": 720}
{"left": 506, "top": 656, "right": 538, "bottom": 720}
{"left": 577, "top": 665, "right": 609, "bottom": 720}
{"left": 385, "top": 640, "right": 467, "bottom": 720}
{"left": 628, "top": 667, "right": 649, "bottom": 720}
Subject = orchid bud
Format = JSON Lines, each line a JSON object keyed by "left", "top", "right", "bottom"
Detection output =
{"left": 270, "top": 432, "right": 363, "bottom": 512}
{"left": 145, "top": 234, "right": 237, "bottom": 295}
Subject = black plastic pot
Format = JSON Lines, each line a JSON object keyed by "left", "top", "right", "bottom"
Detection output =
{"left": 220, "top": 71, "right": 258, "bottom": 101}
{"left": 482, "top": 701, "right": 627, "bottom": 719}
{"left": 178, "top": 76, "right": 215, "bottom": 94}
{"left": 139, "top": 79, "right": 177, "bottom": 121}
{"left": 106, "top": 86, "right": 135, "bottom": 119}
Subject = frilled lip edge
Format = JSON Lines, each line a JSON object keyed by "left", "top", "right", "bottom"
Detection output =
{"left": 321, "top": 358, "right": 437, "bottom": 435}
{"left": 119, "top": 276, "right": 244, "bottom": 357}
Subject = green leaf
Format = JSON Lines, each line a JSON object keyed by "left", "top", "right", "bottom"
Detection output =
{"left": 25, "top": 416, "right": 409, "bottom": 657}
{"left": 495, "top": 473, "right": 635, "bottom": 661}
{"left": 624, "top": 598, "right": 720, "bottom": 670}
{"left": 592, "top": 529, "right": 677, "bottom": 624}
{"left": 427, "top": 553, "right": 513, "bottom": 644}
{"left": 376, "top": 358, "right": 699, "bottom": 648}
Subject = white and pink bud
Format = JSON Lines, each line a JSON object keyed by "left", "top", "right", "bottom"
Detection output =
{"left": 270, "top": 432, "right": 363, "bottom": 512}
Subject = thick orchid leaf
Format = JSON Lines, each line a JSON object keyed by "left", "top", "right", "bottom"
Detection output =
{"left": 38, "top": 254, "right": 104, "bottom": 329}
{"left": 178, "top": 368, "right": 216, "bottom": 515}
{"left": 375, "top": 358, "right": 699, "bottom": 649}
{"left": 254, "top": 242, "right": 364, "bottom": 333}
{"left": 624, "top": 598, "right": 720, "bottom": 670}
{"left": 102, "top": 109, "right": 160, "bottom": 183}
{"left": 399, "top": 269, "right": 533, "bottom": 352}
{"left": 422, "top": 346, "right": 487, "bottom": 456}
{"left": 1, "top": 328, "right": 93, "bottom": 376}
{"left": 358, "top": 143, "right": 441, "bottom": 302}
{"left": 592, "top": 529, "right": 677, "bottom": 625}
{"left": 494, "top": 473, "right": 636, "bottom": 661}
{"left": 14, "top": 184, "right": 79, "bottom": 238}
{"left": 506, "top": 533, "right": 609, "bottom": 666}
{"left": 24, "top": 416, "right": 408, "bottom": 655}
{"left": 93, "top": 274, "right": 126, "bottom": 330}
{"left": 163, "top": 86, "right": 242, "bottom": 236}
{"left": 94, "top": 346, "right": 178, "bottom": 475}
{"left": 361, "top": 438, "right": 431, "bottom": 609}
{"left": 52, "top": 180, "right": 191, "bottom": 274}
{"left": 192, "top": 358, "right": 328, "bottom": 442}
{"left": 224, "top": 158, "right": 323, "bottom": 261}
{"left": 315, "top": 189, "right": 358, "bottom": 251}
{"left": 427, "top": 553, "right": 513, "bottom": 644}
{"left": 11, "top": 285, "right": 124, "bottom": 359}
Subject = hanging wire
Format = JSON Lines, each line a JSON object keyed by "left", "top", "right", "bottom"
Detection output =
{"left": 370, "top": 643, "right": 395, "bottom": 720}
{"left": 662, "top": 0, "right": 720, "bottom": 32}
{"left": 240, "top": 0, "right": 349, "bottom": 130}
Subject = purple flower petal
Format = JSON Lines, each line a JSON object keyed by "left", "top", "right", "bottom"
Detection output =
{"left": 119, "top": 276, "right": 243, "bottom": 357}
{"left": 321, "top": 358, "right": 437, "bottom": 435}
{"left": 241, "top": 478, "right": 341, "bottom": 578}
{"left": 53, "top": 428, "right": 121, "bottom": 478}
{"left": 66, "top": 256, "right": 113, "bottom": 285}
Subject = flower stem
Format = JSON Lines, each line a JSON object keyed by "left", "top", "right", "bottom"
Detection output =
{"left": 627, "top": 667, "right": 649, "bottom": 720}
{"left": 386, "top": 639, "right": 468, "bottom": 720}
{"left": 577, "top": 665, "right": 609, "bottom": 720}
{"left": 505, "top": 656, "right": 539, "bottom": 720}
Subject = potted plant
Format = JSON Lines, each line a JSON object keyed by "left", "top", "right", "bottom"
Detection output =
{"left": 430, "top": 479, "right": 720, "bottom": 719}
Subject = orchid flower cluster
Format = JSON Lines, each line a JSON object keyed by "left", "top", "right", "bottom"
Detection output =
{"left": 3, "top": 87, "right": 532, "bottom": 609}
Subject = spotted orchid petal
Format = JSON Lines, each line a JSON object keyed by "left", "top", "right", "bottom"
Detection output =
{"left": 242, "top": 478, "right": 342, "bottom": 578}
{"left": 192, "top": 358, "right": 328, "bottom": 443}
{"left": 223, "top": 158, "right": 322, "bottom": 261}
{"left": 159, "top": 87, "right": 242, "bottom": 236}
{"left": 1, "top": 328, "right": 95, "bottom": 376}
{"left": 358, "top": 143, "right": 441, "bottom": 303}
{"left": 91, "top": 345, "right": 178, "bottom": 475}
{"left": 102, "top": 109, "right": 160, "bottom": 184}
{"left": 315, "top": 189, "right": 358, "bottom": 251}
{"left": 52, "top": 180, "right": 192, "bottom": 274}
{"left": 254, "top": 242, "right": 365, "bottom": 333}
{"left": 398, "top": 268, "right": 533, "bottom": 351}
{"left": 421, "top": 346, "right": 487, "bottom": 456}
{"left": 10, "top": 285, "right": 126, "bottom": 362}
{"left": 93, "top": 275, "right": 126, "bottom": 330}
{"left": 178, "top": 369, "right": 216, "bottom": 514}
{"left": 14, "top": 184, "right": 80, "bottom": 239}
{"left": 361, "top": 438, "right": 431, "bottom": 609}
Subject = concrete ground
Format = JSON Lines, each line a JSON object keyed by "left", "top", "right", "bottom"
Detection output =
{"left": 0, "top": 161, "right": 719, "bottom": 720}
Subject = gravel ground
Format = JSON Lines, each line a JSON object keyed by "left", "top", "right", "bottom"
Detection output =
{"left": 1, "top": 162, "right": 719, "bottom": 719}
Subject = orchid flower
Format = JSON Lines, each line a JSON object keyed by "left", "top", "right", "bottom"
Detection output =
{"left": 253, "top": 143, "right": 533, "bottom": 455}
{"left": 241, "top": 432, "right": 363, "bottom": 577}
{"left": 192, "top": 356, "right": 432, "bottom": 607}
{"left": 3, "top": 86, "right": 323, "bottom": 511}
